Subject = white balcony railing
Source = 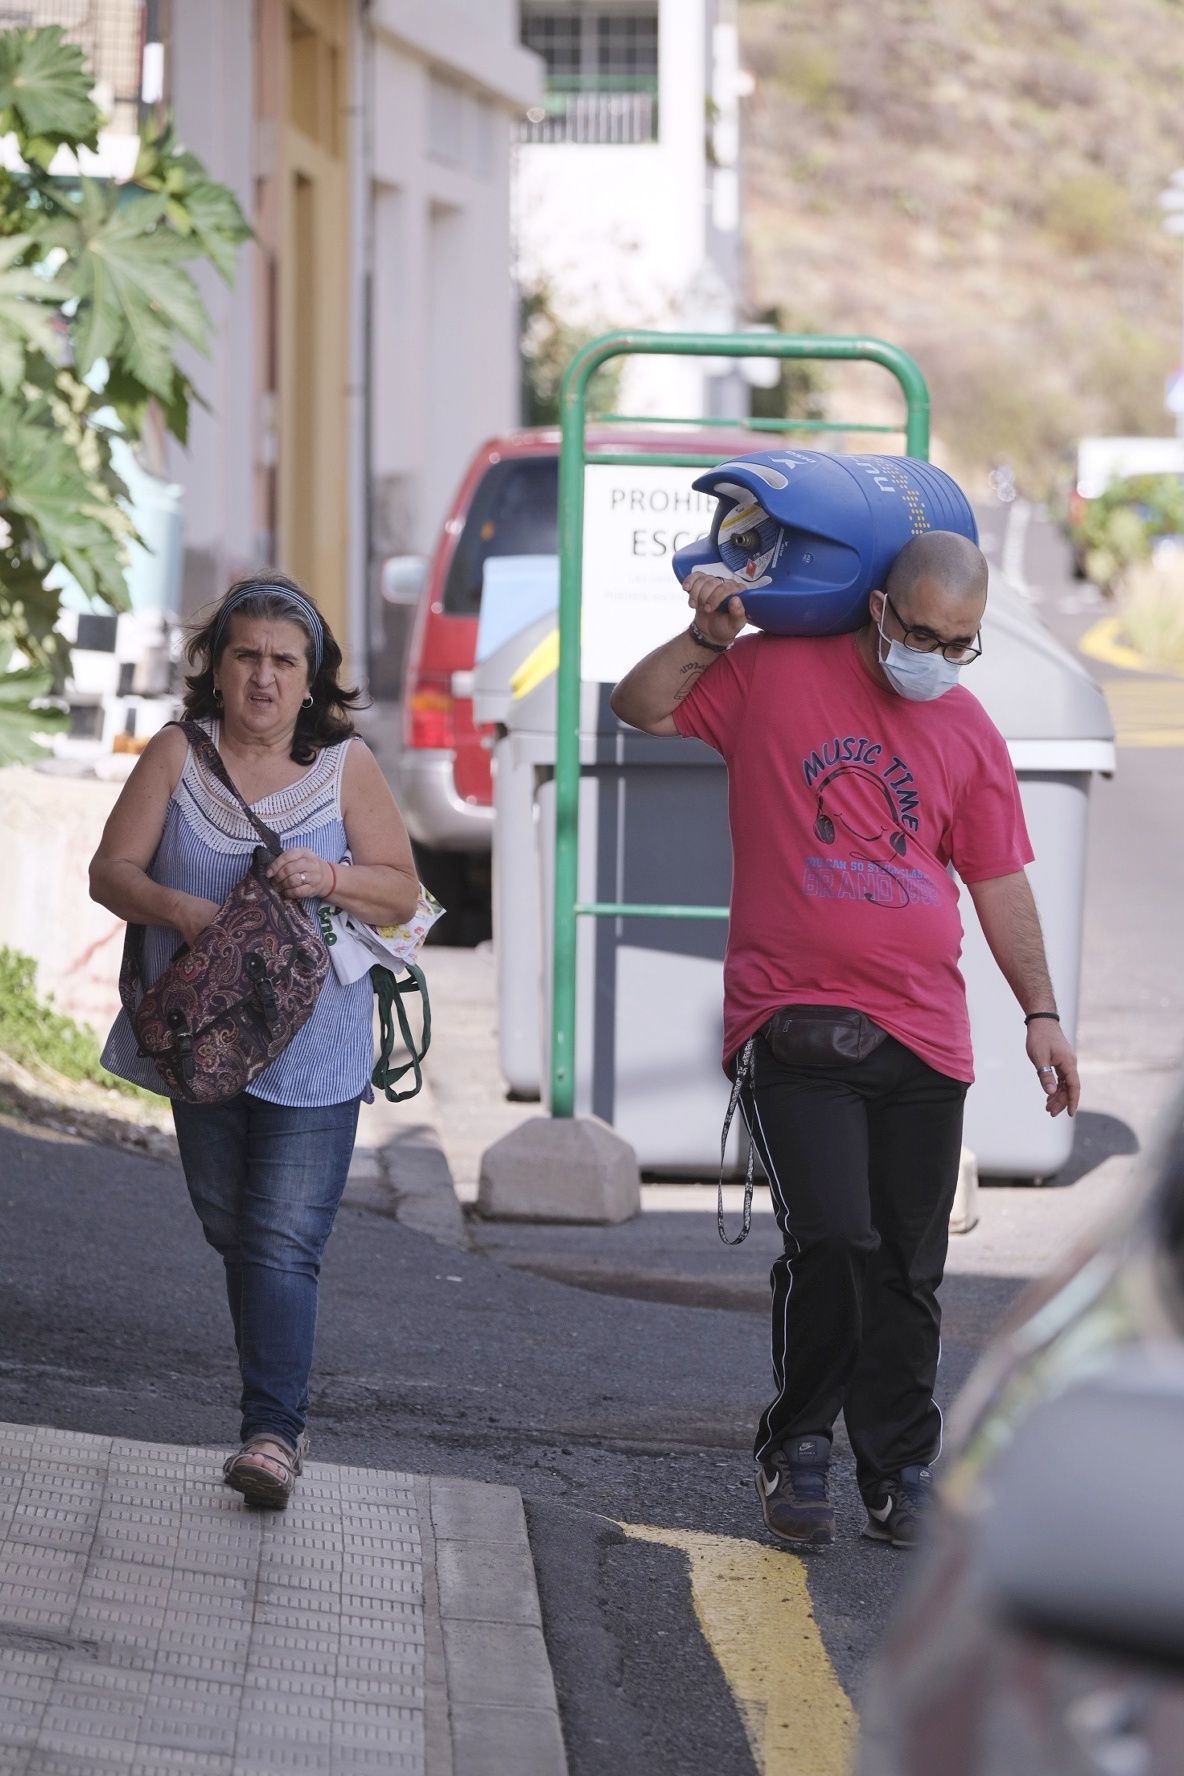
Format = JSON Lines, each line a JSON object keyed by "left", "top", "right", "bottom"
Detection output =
{"left": 519, "top": 86, "right": 658, "bottom": 146}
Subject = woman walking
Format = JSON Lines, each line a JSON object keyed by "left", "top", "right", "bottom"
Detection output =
{"left": 90, "top": 572, "right": 419, "bottom": 1507}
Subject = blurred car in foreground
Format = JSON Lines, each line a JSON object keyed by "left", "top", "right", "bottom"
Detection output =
{"left": 858, "top": 1095, "right": 1184, "bottom": 1776}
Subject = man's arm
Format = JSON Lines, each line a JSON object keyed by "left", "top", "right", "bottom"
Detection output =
{"left": 967, "top": 870, "right": 1080, "bottom": 1117}
{"left": 610, "top": 571, "right": 748, "bottom": 734}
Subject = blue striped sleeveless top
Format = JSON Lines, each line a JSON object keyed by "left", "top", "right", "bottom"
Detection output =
{"left": 101, "top": 719, "right": 374, "bottom": 1107}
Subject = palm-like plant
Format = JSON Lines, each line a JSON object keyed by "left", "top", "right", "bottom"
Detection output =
{"left": 0, "top": 24, "right": 251, "bottom": 762}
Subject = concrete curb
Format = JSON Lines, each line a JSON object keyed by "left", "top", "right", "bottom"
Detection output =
{"left": 427, "top": 1477, "right": 568, "bottom": 1776}
{"left": 348, "top": 1072, "right": 469, "bottom": 1249}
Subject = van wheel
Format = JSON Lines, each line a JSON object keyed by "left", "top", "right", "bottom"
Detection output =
{"left": 416, "top": 847, "right": 492, "bottom": 948}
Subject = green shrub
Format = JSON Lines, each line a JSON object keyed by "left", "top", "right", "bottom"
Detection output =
{"left": 746, "top": 306, "right": 829, "bottom": 424}
{"left": 519, "top": 279, "right": 623, "bottom": 425}
{"left": 1081, "top": 474, "right": 1184, "bottom": 593}
{"left": 0, "top": 946, "right": 147, "bottom": 1097}
{"left": 1118, "top": 552, "right": 1184, "bottom": 671}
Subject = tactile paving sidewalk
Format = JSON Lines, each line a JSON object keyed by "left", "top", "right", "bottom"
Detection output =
{"left": 0, "top": 1422, "right": 431, "bottom": 1775}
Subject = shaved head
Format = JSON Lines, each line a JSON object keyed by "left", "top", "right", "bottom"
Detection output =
{"left": 885, "top": 531, "right": 988, "bottom": 612}
{"left": 860, "top": 529, "right": 986, "bottom": 686}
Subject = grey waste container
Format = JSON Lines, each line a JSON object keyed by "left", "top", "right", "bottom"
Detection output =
{"left": 480, "top": 584, "right": 1114, "bottom": 1180}
{"left": 958, "top": 583, "right": 1114, "bottom": 1176}
{"left": 477, "top": 649, "right": 746, "bottom": 1171}
{"left": 473, "top": 614, "right": 555, "bottom": 1100}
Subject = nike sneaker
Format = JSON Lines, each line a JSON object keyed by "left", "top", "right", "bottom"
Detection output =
{"left": 755, "top": 1435, "right": 834, "bottom": 1548}
{"left": 862, "top": 1464, "right": 934, "bottom": 1547}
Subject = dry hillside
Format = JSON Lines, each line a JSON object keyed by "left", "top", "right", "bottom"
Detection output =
{"left": 740, "top": 0, "right": 1184, "bottom": 488}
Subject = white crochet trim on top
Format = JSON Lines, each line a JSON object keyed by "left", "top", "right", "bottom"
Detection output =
{"left": 173, "top": 718, "right": 350, "bottom": 854}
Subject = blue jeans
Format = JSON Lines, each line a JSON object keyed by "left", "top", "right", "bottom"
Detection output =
{"left": 172, "top": 1093, "right": 361, "bottom": 1449}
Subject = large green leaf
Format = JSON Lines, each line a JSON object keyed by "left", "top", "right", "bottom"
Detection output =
{"left": 0, "top": 33, "right": 249, "bottom": 673}
{"left": 133, "top": 122, "right": 253, "bottom": 283}
{"left": 0, "top": 398, "right": 130, "bottom": 609}
{"left": 103, "top": 359, "right": 207, "bottom": 448}
{"left": 177, "top": 172, "right": 253, "bottom": 282}
{"left": 50, "top": 182, "right": 210, "bottom": 401}
{"left": 0, "top": 26, "right": 101, "bottom": 160}
{"left": 0, "top": 232, "right": 62, "bottom": 393}
{"left": 0, "top": 666, "right": 66, "bottom": 765}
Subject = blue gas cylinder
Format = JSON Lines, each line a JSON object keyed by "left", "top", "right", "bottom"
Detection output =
{"left": 670, "top": 449, "right": 978, "bottom": 635}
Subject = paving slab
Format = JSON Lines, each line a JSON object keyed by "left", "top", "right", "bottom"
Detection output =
{"left": 0, "top": 1424, "right": 565, "bottom": 1776}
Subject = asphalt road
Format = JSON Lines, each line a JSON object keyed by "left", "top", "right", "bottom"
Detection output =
{"left": 2, "top": 505, "right": 1180, "bottom": 1776}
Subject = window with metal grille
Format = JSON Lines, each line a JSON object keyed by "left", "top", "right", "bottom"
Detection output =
{"left": 520, "top": 5, "right": 658, "bottom": 144}
{"left": 0, "top": 0, "right": 146, "bottom": 137}
{"left": 596, "top": 12, "right": 657, "bottom": 80}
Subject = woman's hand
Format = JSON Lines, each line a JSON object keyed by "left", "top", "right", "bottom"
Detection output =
{"left": 173, "top": 895, "right": 222, "bottom": 948}
{"left": 267, "top": 847, "right": 333, "bottom": 901}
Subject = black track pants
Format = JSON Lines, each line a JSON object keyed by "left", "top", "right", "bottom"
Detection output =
{"left": 740, "top": 1031, "right": 968, "bottom": 1504}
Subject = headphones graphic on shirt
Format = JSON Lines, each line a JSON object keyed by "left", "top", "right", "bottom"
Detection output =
{"left": 812, "top": 763, "right": 912, "bottom": 909}
{"left": 813, "top": 764, "right": 908, "bottom": 857}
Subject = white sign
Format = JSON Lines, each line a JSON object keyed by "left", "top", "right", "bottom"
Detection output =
{"left": 580, "top": 463, "right": 718, "bottom": 682}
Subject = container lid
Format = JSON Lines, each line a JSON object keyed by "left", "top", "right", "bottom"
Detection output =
{"left": 971, "top": 580, "right": 1115, "bottom": 745}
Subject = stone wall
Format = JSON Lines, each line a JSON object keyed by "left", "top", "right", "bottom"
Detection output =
{"left": 0, "top": 767, "right": 126, "bottom": 1035}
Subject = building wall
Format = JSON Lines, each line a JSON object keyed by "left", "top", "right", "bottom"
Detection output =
{"left": 514, "top": 0, "right": 743, "bottom": 419}
{"left": 364, "top": 1, "right": 541, "bottom": 692}
{"left": 168, "top": 0, "right": 353, "bottom": 641}
{"left": 167, "top": 0, "right": 258, "bottom": 622}
{"left": 167, "top": 0, "right": 538, "bottom": 686}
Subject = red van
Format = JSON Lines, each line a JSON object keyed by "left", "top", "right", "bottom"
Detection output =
{"left": 387, "top": 424, "right": 760, "bottom": 932}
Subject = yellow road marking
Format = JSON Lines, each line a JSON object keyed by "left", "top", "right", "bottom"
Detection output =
{"left": 621, "top": 1521, "right": 857, "bottom": 1775}
{"left": 1078, "top": 615, "right": 1167, "bottom": 676}
{"left": 1076, "top": 621, "right": 1184, "bottom": 746}
{"left": 1101, "top": 676, "right": 1184, "bottom": 748}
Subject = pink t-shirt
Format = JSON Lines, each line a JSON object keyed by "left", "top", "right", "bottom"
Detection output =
{"left": 671, "top": 632, "right": 1033, "bottom": 1083}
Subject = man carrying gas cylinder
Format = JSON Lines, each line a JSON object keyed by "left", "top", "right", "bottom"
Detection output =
{"left": 610, "top": 454, "right": 1079, "bottom": 1551}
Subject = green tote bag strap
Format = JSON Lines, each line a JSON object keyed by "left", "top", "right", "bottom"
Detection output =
{"left": 370, "top": 961, "right": 432, "bottom": 1101}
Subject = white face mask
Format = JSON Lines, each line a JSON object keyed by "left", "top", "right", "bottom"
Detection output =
{"left": 875, "top": 602, "right": 963, "bottom": 702}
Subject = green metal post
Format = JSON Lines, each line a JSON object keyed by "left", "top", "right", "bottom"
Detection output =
{"left": 549, "top": 331, "right": 931, "bottom": 1117}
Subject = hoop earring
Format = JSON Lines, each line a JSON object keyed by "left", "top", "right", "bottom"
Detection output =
{"left": 213, "top": 687, "right": 223, "bottom": 702}
{"left": 301, "top": 694, "right": 314, "bottom": 709}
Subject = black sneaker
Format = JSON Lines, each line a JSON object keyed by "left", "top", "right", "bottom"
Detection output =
{"left": 755, "top": 1435, "right": 834, "bottom": 1548}
{"left": 862, "top": 1463, "right": 934, "bottom": 1547}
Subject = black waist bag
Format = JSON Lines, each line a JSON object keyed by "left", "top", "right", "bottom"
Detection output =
{"left": 760, "top": 1004, "right": 888, "bottom": 1068}
{"left": 716, "top": 1006, "right": 890, "bottom": 1247}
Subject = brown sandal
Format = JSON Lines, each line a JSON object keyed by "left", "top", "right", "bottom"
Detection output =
{"left": 223, "top": 1431, "right": 308, "bottom": 1509}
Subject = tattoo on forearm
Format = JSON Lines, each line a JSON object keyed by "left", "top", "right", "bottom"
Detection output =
{"left": 673, "top": 660, "right": 707, "bottom": 703}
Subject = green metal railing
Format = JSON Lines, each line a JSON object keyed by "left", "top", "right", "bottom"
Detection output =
{"left": 549, "top": 330, "right": 932, "bottom": 1118}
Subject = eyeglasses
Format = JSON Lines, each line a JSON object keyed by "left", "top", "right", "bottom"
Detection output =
{"left": 883, "top": 593, "right": 983, "bottom": 665}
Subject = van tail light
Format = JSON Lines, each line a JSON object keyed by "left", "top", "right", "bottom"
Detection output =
{"left": 407, "top": 685, "right": 456, "bottom": 750}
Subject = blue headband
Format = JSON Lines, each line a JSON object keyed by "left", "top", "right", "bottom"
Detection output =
{"left": 212, "top": 583, "right": 325, "bottom": 679}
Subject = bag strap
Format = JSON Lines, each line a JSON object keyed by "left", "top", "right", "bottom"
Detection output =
{"left": 120, "top": 720, "right": 284, "bottom": 1019}
{"left": 172, "top": 719, "right": 283, "bottom": 858}
{"left": 370, "top": 961, "right": 432, "bottom": 1101}
{"left": 717, "top": 1036, "right": 758, "bottom": 1245}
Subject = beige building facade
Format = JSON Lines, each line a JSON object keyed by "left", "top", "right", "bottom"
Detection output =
{"left": 10, "top": 0, "right": 540, "bottom": 683}
{"left": 168, "top": 0, "right": 539, "bottom": 683}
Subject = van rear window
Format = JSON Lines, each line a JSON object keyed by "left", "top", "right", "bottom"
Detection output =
{"left": 442, "top": 456, "right": 559, "bottom": 616}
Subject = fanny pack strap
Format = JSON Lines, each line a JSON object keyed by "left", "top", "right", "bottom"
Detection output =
{"left": 717, "top": 1036, "right": 757, "bottom": 1245}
